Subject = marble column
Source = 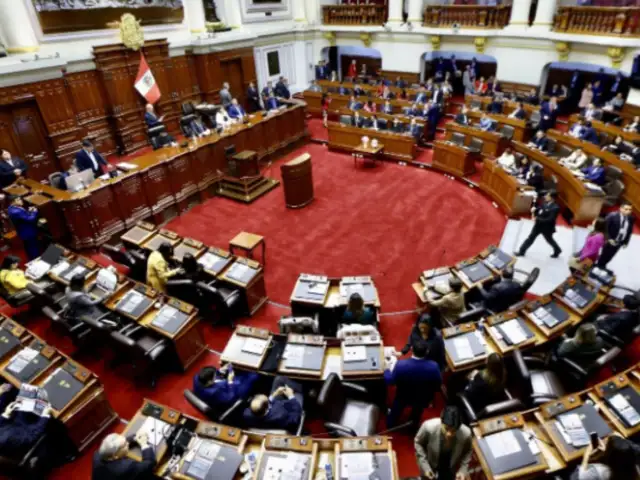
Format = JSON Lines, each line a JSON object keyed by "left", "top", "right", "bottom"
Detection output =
{"left": 531, "top": 0, "right": 557, "bottom": 31}
{"left": 388, "top": 0, "right": 404, "bottom": 24}
{"left": 407, "top": 0, "right": 424, "bottom": 24}
{"left": 292, "top": 0, "right": 307, "bottom": 23}
{"left": 223, "top": 0, "right": 243, "bottom": 28}
{"left": 505, "top": 0, "right": 533, "bottom": 31}
{"left": 304, "top": 0, "right": 319, "bottom": 25}
{"left": 184, "top": 0, "right": 207, "bottom": 33}
{"left": 0, "top": 1, "right": 39, "bottom": 53}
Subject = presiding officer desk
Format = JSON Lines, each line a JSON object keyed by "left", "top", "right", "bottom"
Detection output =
{"left": 4, "top": 104, "right": 306, "bottom": 250}
{"left": 123, "top": 399, "right": 400, "bottom": 480}
{"left": 327, "top": 121, "right": 417, "bottom": 161}
{"left": 0, "top": 317, "right": 117, "bottom": 452}
{"left": 121, "top": 222, "right": 268, "bottom": 317}
{"left": 31, "top": 245, "right": 207, "bottom": 371}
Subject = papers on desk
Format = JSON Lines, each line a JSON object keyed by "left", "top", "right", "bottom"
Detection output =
{"left": 558, "top": 412, "right": 590, "bottom": 447}
{"left": 138, "top": 416, "right": 170, "bottom": 447}
{"left": 96, "top": 268, "right": 117, "bottom": 294}
{"left": 49, "top": 260, "right": 71, "bottom": 278}
{"left": 119, "top": 290, "right": 145, "bottom": 315}
{"left": 486, "top": 430, "right": 522, "bottom": 459}
{"left": 531, "top": 306, "right": 558, "bottom": 328}
{"left": 152, "top": 305, "right": 179, "bottom": 329}
{"left": 501, "top": 319, "right": 527, "bottom": 345}
{"left": 340, "top": 283, "right": 364, "bottom": 299}
{"left": 117, "top": 162, "right": 137, "bottom": 171}
{"left": 198, "top": 252, "right": 222, "bottom": 271}
{"left": 608, "top": 393, "right": 640, "bottom": 427}
{"left": 341, "top": 452, "right": 373, "bottom": 480}
{"left": 307, "top": 282, "right": 327, "bottom": 295}
{"left": 343, "top": 345, "right": 367, "bottom": 362}
{"left": 62, "top": 264, "right": 87, "bottom": 281}
{"left": 523, "top": 430, "right": 541, "bottom": 456}
{"left": 186, "top": 441, "right": 220, "bottom": 479}
{"left": 264, "top": 452, "right": 308, "bottom": 480}
{"left": 26, "top": 259, "right": 52, "bottom": 280}
{"left": 283, "top": 344, "right": 305, "bottom": 362}
{"left": 241, "top": 337, "right": 268, "bottom": 355}
{"left": 6, "top": 347, "right": 38, "bottom": 375}
{"left": 564, "top": 288, "right": 589, "bottom": 309}
{"left": 453, "top": 337, "right": 473, "bottom": 360}
{"left": 584, "top": 182, "right": 604, "bottom": 192}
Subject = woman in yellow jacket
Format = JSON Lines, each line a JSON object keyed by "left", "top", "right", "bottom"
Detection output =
{"left": 0, "top": 255, "right": 31, "bottom": 295}
{"left": 146, "top": 242, "right": 182, "bottom": 293}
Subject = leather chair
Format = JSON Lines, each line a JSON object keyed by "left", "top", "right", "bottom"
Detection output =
{"left": 148, "top": 125, "right": 168, "bottom": 150}
{"left": 512, "top": 349, "right": 566, "bottom": 407}
{"left": 183, "top": 389, "right": 245, "bottom": 424}
{"left": 42, "top": 305, "right": 95, "bottom": 352}
{"left": 125, "top": 249, "right": 148, "bottom": 283}
{"left": 451, "top": 132, "right": 465, "bottom": 146}
{"left": 0, "top": 431, "right": 57, "bottom": 478}
{"left": 604, "top": 165, "right": 623, "bottom": 182}
{"left": 101, "top": 244, "right": 136, "bottom": 271}
{"left": 470, "top": 100, "right": 482, "bottom": 110}
{"left": 500, "top": 125, "right": 515, "bottom": 140}
{"left": 48, "top": 172, "right": 64, "bottom": 189}
{"left": 528, "top": 110, "right": 541, "bottom": 129}
{"left": 554, "top": 144, "right": 573, "bottom": 160}
{"left": 166, "top": 279, "right": 203, "bottom": 308}
{"left": 180, "top": 114, "right": 198, "bottom": 138}
{"left": 458, "top": 388, "right": 524, "bottom": 424}
{"left": 377, "top": 118, "right": 388, "bottom": 130}
{"left": 553, "top": 342, "right": 622, "bottom": 388}
{"left": 196, "top": 281, "right": 242, "bottom": 326}
{"left": 109, "top": 325, "right": 168, "bottom": 388}
{"left": 603, "top": 179, "right": 625, "bottom": 208}
{"left": 467, "top": 137, "right": 484, "bottom": 155}
{"left": 317, "top": 373, "right": 380, "bottom": 437}
{"left": 546, "top": 137, "right": 557, "bottom": 154}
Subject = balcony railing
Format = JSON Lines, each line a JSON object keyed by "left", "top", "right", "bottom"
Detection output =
{"left": 553, "top": 7, "right": 640, "bottom": 36}
{"left": 322, "top": 4, "right": 386, "bottom": 26}
{"left": 423, "top": 5, "right": 511, "bottom": 29}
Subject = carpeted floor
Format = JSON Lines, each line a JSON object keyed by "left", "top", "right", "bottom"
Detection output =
{"left": 31, "top": 126, "right": 511, "bottom": 479}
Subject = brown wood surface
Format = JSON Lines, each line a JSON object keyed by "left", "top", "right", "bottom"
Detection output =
{"left": 327, "top": 121, "right": 416, "bottom": 161}
{"left": 281, "top": 153, "right": 314, "bottom": 208}
{"left": 432, "top": 141, "right": 476, "bottom": 177}
{"left": 480, "top": 158, "right": 535, "bottom": 217}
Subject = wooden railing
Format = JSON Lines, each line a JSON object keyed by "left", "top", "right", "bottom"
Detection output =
{"left": 423, "top": 5, "right": 511, "bottom": 29}
{"left": 322, "top": 4, "right": 386, "bottom": 26}
{"left": 553, "top": 7, "right": 640, "bottom": 35}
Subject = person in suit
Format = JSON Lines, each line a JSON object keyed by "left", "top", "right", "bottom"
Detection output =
{"left": 75, "top": 139, "right": 107, "bottom": 176}
{"left": 227, "top": 98, "right": 246, "bottom": 122}
{"left": 580, "top": 121, "right": 599, "bottom": 145}
{"left": 261, "top": 81, "right": 274, "bottom": 103}
{"left": 604, "top": 93, "right": 625, "bottom": 112}
{"left": 382, "top": 100, "right": 393, "bottom": 115}
{"left": 0, "top": 149, "right": 28, "bottom": 188}
{"left": 363, "top": 100, "right": 377, "bottom": 114}
{"left": 414, "top": 406, "right": 472, "bottom": 480}
{"left": 573, "top": 434, "right": 639, "bottom": 480}
{"left": 308, "top": 80, "right": 322, "bottom": 93}
{"left": 609, "top": 72, "right": 624, "bottom": 99}
{"left": 592, "top": 80, "right": 604, "bottom": 106}
{"left": 480, "top": 267, "right": 522, "bottom": 312}
{"left": 597, "top": 202, "right": 634, "bottom": 269}
{"left": 597, "top": 295, "right": 640, "bottom": 340}
{"left": 342, "top": 292, "right": 376, "bottom": 325}
{"left": 424, "top": 101, "right": 440, "bottom": 140}
{"left": 400, "top": 313, "right": 445, "bottom": 370}
{"left": 264, "top": 94, "right": 280, "bottom": 111}
{"left": 569, "top": 118, "right": 586, "bottom": 138}
{"left": 408, "top": 102, "right": 421, "bottom": 117}
{"left": 624, "top": 116, "right": 640, "bottom": 133}
{"left": 516, "top": 191, "right": 563, "bottom": 258}
{"left": 525, "top": 88, "right": 539, "bottom": 106}
{"left": 487, "top": 96, "right": 503, "bottom": 114}
{"left": 193, "top": 365, "right": 258, "bottom": 413}
{"left": 569, "top": 69, "right": 582, "bottom": 106}
{"left": 352, "top": 111, "right": 366, "bottom": 129}
{"left": 478, "top": 113, "right": 495, "bottom": 132}
{"left": 247, "top": 82, "right": 261, "bottom": 112}
{"left": 92, "top": 432, "right": 156, "bottom": 480}
{"left": 352, "top": 82, "right": 365, "bottom": 97}
{"left": 0, "top": 255, "right": 31, "bottom": 295}
{"left": 219, "top": 82, "right": 232, "bottom": 106}
{"left": 525, "top": 163, "right": 545, "bottom": 193}
{"left": 395, "top": 76, "right": 406, "bottom": 89}
{"left": 243, "top": 376, "right": 303, "bottom": 433}
{"left": 560, "top": 148, "right": 588, "bottom": 172}
{"left": 582, "top": 103, "right": 600, "bottom": 121}
{"left": 146, "top": 242, "right": 183, "bottom": 294}
{"left": 463, "top": 353, "right": 507, "bottom": 413}
{"left": 315, "top": 60, "right": 328, "bottom": 80}
{"left": 179, "top": 253, "right": 206, "bottom": 284}
{"left": 462, "top": 66, "right": 474, "bottom": 95}
{"left": 65, "top": 273, "right": 105, "bottom": 322}
{"left": 528, "top": 130, "right": 550, "bottom": 152}
{"left": 7, "top": 196, "right": 40, "bottom": 260}
{"left": 581, "top": 158, "right": 606, "bottom": 186}
{"left": 144, "top": 104, "right": 177, "bottom": 148}
{"left": 385, "top": 343, "right": 442, "bottom": 428}
{"left": 517, "top": 155, "right": 531, "bottom": 178}
{"left": 556, "top": 323, "right": 605, "bottom": 364}
{"left": 538, "top": 97, "right": 558, "bottom": 131}
{"left": 426, "top": 277, "right": 466, "bottom": 326}
{"left": 408, "top": 118, "right": 422, "bottom": 142}
{"left": 391, "top": 118, "right": 405, "bottom": 134}
{"left": 370, "top": 114, "right": 382, "bottom": 131}
{"left": 274, "top": 77, "right": 291, "bottom": 99}
{"left": 347, "top": 95, "right": 362, "bottom": 111}
{"left": 432, "top": 87, "right": 444, "bottom": 107}
{"left": 455, "top": 106, "right": 469, "bottom": 126}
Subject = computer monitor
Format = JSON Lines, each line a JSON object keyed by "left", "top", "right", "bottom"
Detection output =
{"left": 65, "top": 169, "right": 95, "bottom": 192}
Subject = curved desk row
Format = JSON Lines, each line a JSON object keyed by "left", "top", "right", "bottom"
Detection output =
{"left": 4, "top": 105, "right": 307, "bottom": 250}
{"left": 0, "top": 317, "right": 117, "bottom": 453}
{"left": 327, "top": 121, "right": 417, "bottom": 161}
{"left": 465, "top": 94, "right": 542, "bottom": 118}
{"left": 567, "top": 114, "right": 640, "bottom": 144}
{"left": 466, "top": 109, "right": 534, "bottom": 143}
{"left": 124, "top": 399, "right": 400, "bottom": 480}
{"left": 445, "top": 123, "right": 510, "bottom": 157}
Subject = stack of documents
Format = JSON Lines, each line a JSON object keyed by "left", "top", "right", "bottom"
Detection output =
{"left": 453, "top": 336, "right": 473, "bottom": 360}
{"left": 242, "top": 337, "right": 268, "bottom": 355}
{"left": 152, "top": 305, "right": 179, "bottom": 329}
{"left": 26, "top": 260, "right": 53, "bottom": 280}
{"left": 186, "top": 441, "right": 221, "bottom": 479}
{"left": 343, "top": 345, "right": 366, "bottom": 362}
{"left": 6, "top": 347, "right": 38, "bottom": 375}
{"left": 531, "top": 307, "right": 558, "bottom": 328}
{"left": 138, "top": 416, "right": 170, "bottom": 447}
{"left": 49, "top": 260, "right": 71, "bottom": 278}
{"left": 564, "top": 288, "right": 588, "bottom": 309}
{"left": 500, "top": 319, "right": 527, "bottom": 345}
{"left": 486, "top": 430, "right": 522, "bottom": 459}
{"left": 119, "top": 290, "right": 145, "bottom": 314}
{"left": 608, "top": 393, "right": 640, "bottom": 427}
{"left": 264, "top": 452, "right": 308, "bottom": 480}
{"left": 558, "top": 413, "right": 589, "bottom": 447}
{"left": 198, "top": 252, "right": 223, "bottom": 271}
{"left": 340, "top": 452, "right": 373, "bottom": 480}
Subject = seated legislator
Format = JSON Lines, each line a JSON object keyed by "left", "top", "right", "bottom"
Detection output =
{"left": 455, "top": 107, "right": 470, "bottom": 126}
{"left": 76, "top": 139, "right": 108, "bottom": 176}
{"left": 92, "top": 432, "right": 156, "bottom": 480}
{"left": 264, "top": 94, "right": 280, "bottom": 111}
{"left": 227, "top": 98, "right": 246, "bottom": 122}
{"left": 597, "top": 295, "right": 640, "bottom": 341}
{"left": 408, "top": 118, "right": 422, "bottom": 142}
{"left": 525, "top": 163, "right": 545, "bottom": 193}
{"left": 569, "top": 118, "right": 585, "bottom": 138}
{"left": 352, "top": 111, "right": 367, "bottom": 129}
{"left": 261, "top": 81, "right": 274, "bottom": 102}
{"left": 582, "top": 103, "right": 601, "bottom": 121}
{"left": 308, "top": 80, "right": 322, "bottom": 93}
{"left": 65, "top": 273, "right": 104, "bottom": 321}
{"left": 391, "top": 118, "right": 405, "bottom": 134}
{"left": 480, "top": 267, "right": 522, "bottom": 312}
{"left": 342, "top": 293, "right": 376, "bottom": 326}
{"left": 580, "top": 121, "right": 600, "bottom": 145}
{"left": 144, "top": 104, "right": 177, "bottom": 148}
{"left": 623, "top": 115, "right": 640, "bottom": 133}
{"left": 475, "top": 77, "right": 488, "bottom": 95}
{"left": 364, "top": 100, "right": 377, "bottom": 114}
{"left": 243, "top": 376, "right": 303, "bottom": 433}
{"left": 426, "top": 277, "right": 466, "bottom": 326}
{"left": 487, "top": 96, "right": 503, "bottom": 114}
{"left": 571, "top": 434, "right": 639, "bottom": 480}
{"left": 407, "top": 103, "right": 421, "bottom": 117}
{"left": 400, "top": 313, "right": 445, "bottom": 369}
{"left": 215, "top": 107, "right": 233, "bottom": 130}
{"left": 556, "top": 323, "right": 605, "bottom": 363}
{"left": 382, "top": 100, "right": 393, "bottom": 115}
{"left": 478, "top": 113, "right": 495, "bottom": 132}
{"left": 193, "top": 365, "right": 258, "bottom": 412}
{"left": 497, "top": 147, "right": 517, "bottom": 171}
{"left": 338, "top": 84, "right": 349, "bottom": 96}
{"left": 525, "top": 88, "right": 540, "bottom": 105}
{"left": 509, "top": 102, "right": 527, "bottom": 120}
{"left": 380, "top": 85, "right": 393, "bottom": 100}
{"left": 528, "top": 130, "right": 550, "bottom": 152}
{"left": 0, "top": 255, "right": 31, "bottom": 295}
{"left": 414, "top": 406, "right": 472, "bottom": 480}
{"left": 274, "top": 77, "right": 291, "bottom": 100}
{"left": 516, "top": 156, "right": 531, "bottom": 177}
{"left": 569, "top": 218, "right": 606, "bottom": 271}
{"left": 347, "top": 95, "right": 362, "bottom": 112}
{"left": 463, "top": 353, "right": 507, "bottom": 413}
{"left": 0, "top": 148, "right": 28, "bottom": 188}
{"left": 385, "top": 344, "right": 442, "bottom": 428}
{"left": 604, "top": 93, "right": 625, "bottom": 112}
{"left": 560, "top": 148, "right": 588, "bottom": 172}
{"left": 352, "top": 83, "right": 365, "bottom": 97}
{"left": 414, "top": 87, "right": 428, "bottom": 104}
{"left": 581, "top": 158, "right": 606, "bottom": 186}
{"left": 603, "top": 135, "right": 625, "bottom": 155}
{"left": 146, "top": 242, "right": 183, "bottom": 294}
{"left": 180, "top": 253, "right": 207, "bottom": 284}
{"left": 370, "top": 114, "right": 382, "bottom": 131}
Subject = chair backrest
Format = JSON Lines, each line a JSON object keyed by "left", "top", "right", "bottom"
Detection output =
{"left": 470, "top": 100, "right": 482, "bottom": 110}
{"left": 469, "top": 137, "right": 484, "bottom": 151}
{"left": 48, "top": 172, "right": 63, "bottom": 189}
{"left": 620, "top": 142, "right": 636, "bottom": 156}
{"left": 182, "top": 102, "right": 196, "bottom": 116}
{"left": 340, "top": 115, "right": 352, "bottom": 126}
{"left": 500, "top": 125, "right": 515, "bottom": 140}
{"left": 478, "top": 398, "right": 525, "bottom": 420}
{"left": 451, "top": 132, "right": 465, "bottom": 146}
{"left": 317, "top": 373, "right": 347, "bottom": 423}
{"left": 523, "top": 267, "right": 540, "bottom": 291}
{"left": 556, "top": 145, "right": 573, "bottom": 159}
{"left": 378, "top": 118, "right": 387, "bottom": 129}
{"left": 604, "top": 179, "right": 625, "bottom": 203}
{"left": 605, "top": 165, "right": 623, "bottom": 181}
{"left": 529, "top": 111, "right": 541, "bottom": 123}
{"left": 546, "top": 138, "right": 557, "bottom": 153}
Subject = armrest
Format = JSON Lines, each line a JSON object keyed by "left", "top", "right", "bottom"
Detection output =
{"left": 18, "top": 431, "right": 49, "bottom": 468}
{"left": 479, "top": 398, "right": 525, "bottom": 419}
{"left": 457, "top": 306, "right": 486, "bottom": 324}
{"left": 110, "top": 331, "right": 136, "bottom": 348}
{"left": 521, "top": 355, "right": 548, "bottom": 370}
{"left": 219, "top": 399, "right": 245, "bottom": 424}
{"left": 512, "top": 349, "right": 531, "bottom": 382}
{"left": 183, "top": 389, "right": 213, "bottom": 418}
{"left": 166, "top": 279, "right": 194, "bottom": 288}
{"left": 69, "top": 322, "right": 89, "bottom": 334}
{"left": 558, "top": 356, "right": 588, "bottom": 378}
{"left": 594, "top": 347, "right": 621, "bottom": 368}
{"left": 143, "top": 339, "right": 166, "bottom": 357}
{"left": 508, "top": 299, "right": 529, "bottom": 311}
{"left": 598, "top": 329, "right": 624, "bottom": 348}
{"left": 457, "top": 392, "right": 478, "bottom": 424}
{"left": 342, "top": 382, "right": 369, "bottom": 397}
{"left": 324, "top": 422, "right": 357, "bottom": 438}
{"left": 222, "top": 289, "right": 241, "bottom": 304}
{"left": 42, "top": 306, "right": 61, "bottom": 323}
{"left": 122, "top": 324, "right": 143, "bottom": 337}
{"left": 295, "top": 411, "right": 306, "bottom": 437}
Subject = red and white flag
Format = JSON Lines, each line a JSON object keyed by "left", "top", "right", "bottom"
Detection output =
{"left": 134, "top": 53, "right": 161, "bottom": 104}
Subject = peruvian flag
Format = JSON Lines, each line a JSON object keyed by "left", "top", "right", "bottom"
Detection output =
{"left": 134, "top": 53, "right": 161, "bottom": 104}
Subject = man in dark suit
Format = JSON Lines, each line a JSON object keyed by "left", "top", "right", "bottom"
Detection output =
{"left": 408, "top": 119, "right": 422, "bottom": 142}
{"left": 431, "top": 88, "right": 444, "bottom": 107}
{"left": 391, "top": 118, "right": 405, "bottom": 134}
{"left": 8, "top": 196, "right": 40, "bottom": 259}
{"left": 525, "top": 88, "right": 539, "bottom": 106}
{"left": 247, "top": 81, "right": 261, "bottom": 112}
{"left": 487, "top": 96, "right": 503, "bottom": 114}
{"left": 227, "top": 98, "right": 246, "bottom": 121}
{"left": 395, "top": 76, "right": 406, "bottom": 89}
{"left": 0, "top": 149, "right": 28, "bottom": 188}
{"left": 424, "top": 101, "right": 440, "bottom": 141}
{"left": 352, "top": 112, "right": 366, "bottom": 128}
{"left": 516, "top": 191, "right": 562, "bottom": 258}
{"left": 455, "top": 106, "right": 469, "bottom": 126}
{"left": 609, "top": 72, "right": 624, "bottom": 100}
{"left": 261, "top": 81, "right": 274, "bottom": 103}
{"left": 347, "top": 95, "right": 362, "bottom": 111}
{"left": 509, "top": 102, "right": 527, "bottom": 120}
{"left": 193, "top": 365, "right": 258, "bottom": 413}
{"left": 92, "top": 432, "right": 156, "bottom": 480}
{"left": 315, "top": 60, "right": 328, "bottom": 80}
{"left": 75, "top": 139, "right": 107, "bottom": 176}
{"left": 144, "top": 103, "right": 176, "bottom": 148}
{"left": 480, "top": 267, "right": 522, "bottom": 312}
{"left": 597, "top": 202, "right": 634, "bottom": 269}
{"left": 569, "top": 70, "right": 582, "bottom": 107}
{"left": 528, "top": 130, "right": 549, "bottom": 152}
{"left": 243, "top": 376, "right": 303, "bottom": 433}
{"left": 352, "top": 83, "right": 365, "bottom": 97}
{"left": 597, "top": 295, "right": 640, "bottom": 340}
{"left": 538, "top": 98, "right": 558, "bottom": 131}
{"left": 385, "top": 343, "right": 441, "bottom": 428}
{"left": 580, "top": 121, "right": 600, "bottom": 145}
{"left": 414, "top": 87, "right": 428, "bottom": 105}
{"left": 274, "top": 76, "right": 291, "bottom": 100}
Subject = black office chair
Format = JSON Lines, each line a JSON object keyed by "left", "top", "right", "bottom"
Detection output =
{"left": 180, "top": 114, "right": 198, "bottom": 138}
{"left": 0, "top": 430, "right": 60, "bottom": 478}
{"left": 500, "top": 125, "right": 515, "bottom": 140}
{"left": 512, "top": 349, "right": 566, "bottom": 407}
{"left": 183, "top": 389, "right": 246, "bottom": 425}
{"left": 148, "top": 125, "right": 168, "bottom": 150}
{"left": 48, "top": 172, "right": 64, "bottom": 189}
{"left": 528, "top": 111, "right": 541, "bottom": 129}
{"left": 100, "top": 244, "right": 137, "bottom": 272}
{"left": 603, "top": 179, "right": 625, "bottom": 208}
{"left": 166, "top": 279, "right": 202, "bottom": 308}
{"left": 451, "top": 132, "right": 465, "bottom": 146}
{"left": 42, "top": 306, "right": 96, "bottom": 353}
{"left": 109, "top": 325, "right": 168, "bottom": 388}
{"left": 552, "top": 342, "right": 621, "bottom": 388}
{"left": 317, "top": 373, "right": 380, "bottom": 437}
{"left": 470, "top": 100, "right": 482, "bottom": 110}
{"left": 467, "top": 138, "right": 484, "bottom": 155}
{"left": 554, "top": 145, "right": 573, "bottom": 160}
{"left": 457, "top": 388, "right": 524, "bottom": 424}
{"left": 196, "top": 281, "right": 242, "bottom": 326}
{"left": 124, "top": 249, "right": 148, "bottom": 283}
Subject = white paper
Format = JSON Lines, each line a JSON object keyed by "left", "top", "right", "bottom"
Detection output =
{"left": 283, "top": 344, "right": 304, "bottom": 362}
{"left": 341, "top": 452, "right": 373, "bottom": 479}
{"left": 138, "top": 416, "right": 170, "bottom": 447}
{"left": 96, "top": 268, "right": 118, "bottom": 293}
{"left": 121, "top": 290, "right": 145, "bottom": 313}
{"left": 559, "top": 413, "right": 589, "bottom": 447}
{"left": 50, "top": 260, "right": 70, "bottom": 277}
{"left": 610, "top": 393, "right": 640, "bottom": 426}
{"left": 343, "top": 345, "right": 367, "bottom": 362}
{"left": 485, "top": 430, "right": 521, "bottom": 459}
{"left": 501, "top": 319, "right": 527, "bottom": 344}
{"left": 26, "top": 259, "right": 51, "bottom": 280}
{"left": 453, "top": 337, "right": 473, "bottom": 360}
{"left": 242, "top": 337, "right": 267, "bottom": 355}
{"left": 523, "top": 430, "right": 541, "bottom": 456}
{"left": 197, "top": 252, "right": 220, "bottom": 271}
{"left": 307, "top": 282, "right": 327, "bottom": 295}
{"left": 117, "top": 162, "right": 137, "bottom": 171}
{"left": 153, "top": 305, "right": 179, "bottom": 328}
{"left": 7, "top": 347, "right": 38, "bottom": 375}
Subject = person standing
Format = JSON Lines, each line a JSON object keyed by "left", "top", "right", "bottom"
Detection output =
{"left": 146, "top": 242, "right": 182, "bottom": 294}
{"left": 597, "top": 202, "right": 634, "bottom": 270}
{"left": 414, "top": 406, "right": 472, "bottom": 480}
{"left": 75, "top": 139, "right": 108, "bottom": 176}
{"left": 462, "top": 66, "right": 474, "bottom": 96}
{"left": 347, "top": 59, "right": 357, "bottom": 80}
{"left": 515, "top": 191, "right": 562, "bottom": 258}
{"left": 315, "top": 60, "right": 328, "bottom": 80}
{"left": 219, "top": 82, "right": 232, "bottom": 106}
{"left": 0, "top": 149, "right": 28, "bottom": 188}
{"left": 7, "top": 196, "right": 40, "bottom": 260}
{"left": 569, "top": 218, "right": 606, "bottom": 271}
{"left": 247, "top": 81, "right": 261, "bottom": 112}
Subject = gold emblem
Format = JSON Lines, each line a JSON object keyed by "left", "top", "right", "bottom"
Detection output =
{"left": 119, "top": 13, "right": 145, "bottom": 51}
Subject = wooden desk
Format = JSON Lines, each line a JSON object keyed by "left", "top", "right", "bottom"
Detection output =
{"left": 467, "top": 110, "right": 533, "bottom": 143}
{"left": 466, "top": 94, "right": 539, "bottom": 118}
{"left": 280, "top": 153, "right": 314, "bottom": 209}
{"left": 432, "top": 141, "right": 476, "bottom": 177}
{"left": 353, "top": 143, "right": 384, "bottom": 168}
{"left": 218, "top": 257, "right": 268, "bottom": 316}
{"left": 445, "top": 123, "right": 509, "bottom": 157}
{"left": 512, "top": 141, "right": 605, "bottom": 224}
{"left": 480, "top": 158, "right": 535, "bottom": 217}
{"left": 568, "top": 114, "right": 640, "bottom": 144}
{"left": 229, "top": 231, "right": 266, "bottom": 266}
{"left": 327, "top": 121, "right": 416, "bottom": 161}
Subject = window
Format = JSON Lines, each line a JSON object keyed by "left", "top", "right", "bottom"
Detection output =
{"left": 267, "top": 51, "right": 281, "bottom": 77}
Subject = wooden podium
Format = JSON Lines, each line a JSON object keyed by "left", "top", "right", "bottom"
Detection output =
{"left": 218, "top": 150, "right": 280, "bottom": 203}
{"left": 433, "top": 141, "right": 476, "bottom": 178}
{"left": 280, "top": 153, "right": 314, "bottom": 208}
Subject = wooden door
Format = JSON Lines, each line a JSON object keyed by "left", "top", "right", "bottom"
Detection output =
{"left": 222, "top": 59, "right": 244, "bottom": 104}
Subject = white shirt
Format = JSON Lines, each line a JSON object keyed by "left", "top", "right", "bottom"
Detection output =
{"left": 497, "top": 152, "right": 516, "bottom": 170}
{"left": 618, "top": 214, "right": 629, "bottom": 243}
{"left": 216, "top": 111, "right": 232, "bottom": 129}
{"left": 86, "top": 150, "right": 98, "bottom": 171}
{"left": 563, "top": 151, "right": 587, "bottom": 170}
{"left": 5, "top": 159, "right": 14, "bottom": 168}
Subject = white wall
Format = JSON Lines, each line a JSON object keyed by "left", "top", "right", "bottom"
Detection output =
{"left": 254, "top": 36, "right": 314, "bottom": 94}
